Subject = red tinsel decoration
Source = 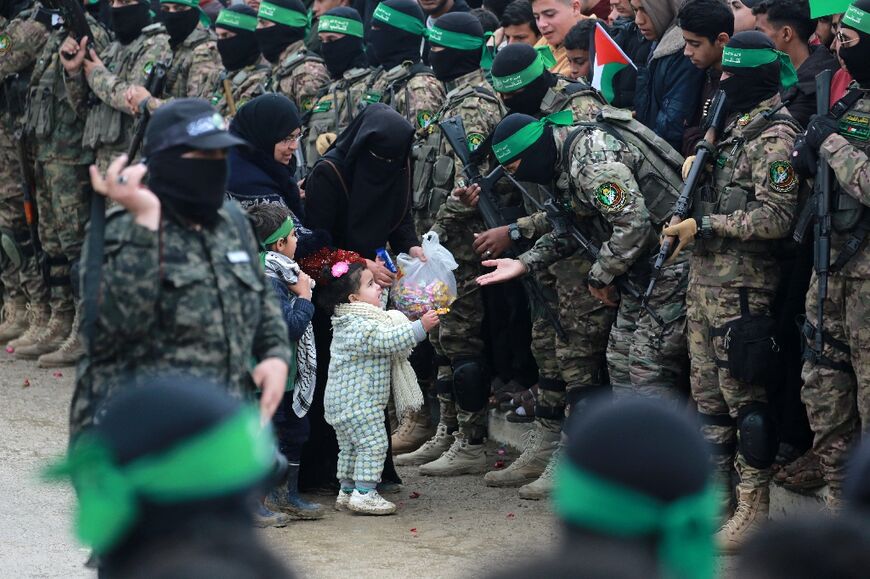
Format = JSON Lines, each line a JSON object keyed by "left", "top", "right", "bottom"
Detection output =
{"left": 298, "top": 247, "right": 366, "bottom": 286}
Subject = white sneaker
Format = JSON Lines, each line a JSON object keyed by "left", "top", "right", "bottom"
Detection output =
{"left": 335, "top": 490, "right": 352, "bottom": 511}
{"left": 348, "top": 489, "right": 396, "bottom": 515}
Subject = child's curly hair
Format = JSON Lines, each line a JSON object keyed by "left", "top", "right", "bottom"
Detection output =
{"left": 316, "top": 261, "right": 367, "bottom": 315}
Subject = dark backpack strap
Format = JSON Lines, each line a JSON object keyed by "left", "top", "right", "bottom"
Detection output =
{"left": 830, "top": 88, "right": 865, "bottom": 120}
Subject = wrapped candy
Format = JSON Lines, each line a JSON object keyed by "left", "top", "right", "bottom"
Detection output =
{"left": 392, "top": 233, "right": 458, "bottom": 319}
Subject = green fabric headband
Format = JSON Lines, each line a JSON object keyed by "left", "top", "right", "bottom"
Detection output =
{"left": 372, "top": 3, "right": 425, "bottom": 36}
{"left": 258, "top": 1, "right": 309, "bottom": 29}
{"left": 844, "top": 4, "right": 870, "bottom": 34}
{"left": 216, "top": 9, "right": 259, "bottom": 31}
{"left": 493, "top": 109, "right": 573, "bottom": 164}
{"left": 554, "top": 462, "right": 718, "bottom": 579}
{"left": 44, "top": 407, "right": 273, "bottom": 554}
{"left": 318, "top": 14, "right": 364, "bottom": 37}
{"left": 491, "top": 45, "right": 556, "bottom": 92}
{"left": 262, "top": 216, "right": 295, "bottom": 247}
{"left": 721, "top": 46, "right": 798, "bottom": 89}
{"left": 428, "top": 25, "right": 483, "bottom": 50}
{"left": 160, "top": 0, "right": 211, "bottom": 27}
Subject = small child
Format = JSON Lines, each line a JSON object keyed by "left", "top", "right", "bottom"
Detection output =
{"left": 248, "top": 204, "right": 323, "bottom": 522}
{"left": 318, "top": 259, "right": 439, "bottom": 515}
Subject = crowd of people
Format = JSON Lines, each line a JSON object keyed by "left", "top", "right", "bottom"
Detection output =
{"left": 1, "top": 0, "right": 869, "bottom": 573}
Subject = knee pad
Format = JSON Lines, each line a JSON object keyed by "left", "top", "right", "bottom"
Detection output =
{"left": 0, "top": 228, "right": 28, "bottom": 269}
{"left": 452, "top": 357, "right": 488, "bottom": 412}
{"left": 737, "top": 403, "right": 778, "bottom": 469}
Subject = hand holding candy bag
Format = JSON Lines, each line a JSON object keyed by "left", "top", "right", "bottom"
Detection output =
{"left": 393, "top": 232, "right": 458, "bottom": 319}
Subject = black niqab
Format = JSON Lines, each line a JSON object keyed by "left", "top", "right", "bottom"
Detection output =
{"left": 839, "top": 0, "right": 870, "bottom": 86}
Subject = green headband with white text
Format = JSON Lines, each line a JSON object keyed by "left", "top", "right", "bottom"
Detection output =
{"left": 318, "top": 14, "right": 364, "bottom": 37}
{"left": 258, "top": 1, "right": 310, "bottom": 29}
{"left": 491, "top": 45, "right": 556, "bottom": 92}
{"left": 843, "top": 3, "right": 870, "bottom": 34}
{"left": 721, "top": 46, "right": 798, "bottom": 89}
{"left": 493, "top": 109, "right": 574, "bottom": 164}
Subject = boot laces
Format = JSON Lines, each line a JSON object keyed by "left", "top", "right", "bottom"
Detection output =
{"left": 512, "top": 428, "right": 542, "bottom": 467}
{"left": 442, "top": 436, "right": 467, "bottom": 460}
{"left": 395, "top": 413, "right": 417, "bottom": 437}
{"left": 722, "top": 498, "right": 753, "bottom": 534}
{"left": 417, "top": 424, "right": 450, "bottom": 451}
{"left": 538, "top": 447, "right": 561, "bottom": 480}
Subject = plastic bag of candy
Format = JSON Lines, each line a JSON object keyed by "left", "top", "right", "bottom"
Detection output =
{"left": 393, "top": 232, "right": 458, "bottom": 319}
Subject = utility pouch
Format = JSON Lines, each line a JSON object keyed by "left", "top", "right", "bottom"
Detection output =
{"left": 712, "top": 288, "right": 780, "bottom": 385}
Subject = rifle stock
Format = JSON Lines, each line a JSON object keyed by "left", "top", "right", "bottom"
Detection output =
{"left": 643, "top": 90, "right": 727, "bottom": 305}
{"left": 438, "top": 116, "right": 567, "bottom": 340}
{"left": 15, "top": 133, "right": 41, "bottom": 265}
{"left": 813, "top": 69, "right": 833, "bottom": 358}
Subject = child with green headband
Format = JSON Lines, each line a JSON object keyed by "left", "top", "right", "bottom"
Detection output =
{"left": 247, "top": 204, "right": 324, "bottom": 521}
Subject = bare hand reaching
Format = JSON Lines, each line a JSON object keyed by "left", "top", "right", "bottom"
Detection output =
{"left": 420, "top": 309, "right": 440, "bottom": 332}
{"left": 475, "top": 258, "right": 528, "bottom": 286}
{"left": 89, "top": 154, "right": 161, "bottom": 230}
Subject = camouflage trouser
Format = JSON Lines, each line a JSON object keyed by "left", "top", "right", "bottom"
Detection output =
{"left": 532, "top": 254, "right": 614, "bottom": 433}
{"left": 801, "top": 272, "right": 870, "bottom": 495}
{"left": 609, "top": 259, "right": 689, "bottom": 402}
{"left": 0, "top": 131, "right": 47, "bottom": 306}
{"left": 34, "top": 158, "right": 90, "bottom": 314}
{"left": 687, "top": 283, "right": 773, "bottom": 491}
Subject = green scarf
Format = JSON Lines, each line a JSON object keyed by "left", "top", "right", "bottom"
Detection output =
{"left": 492, "top": 109, "right": 574, "bottom": 164}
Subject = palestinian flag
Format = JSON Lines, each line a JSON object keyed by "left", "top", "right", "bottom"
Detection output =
{"left": 809, "top": 0, "right": 851, "bottom": 17}
{"left": 590, "top": 22, "right": 636, "bottom": 104}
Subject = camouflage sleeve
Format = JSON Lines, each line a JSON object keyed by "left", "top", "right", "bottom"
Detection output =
{"left": 281, "top": 60, "right": 329, "bottom": 114}
{"left": 87, "top": 35, "right": 172, "bottom": 113}
{"left": 518, "top": 231, "right": 577, "bottom": 274}
{"left": 710, "top": 123, "right": 799, "bottom": 240}
{"left": 184, "top": 40, "right": 222, "bottom": 99}
{"left": 821, "top": 132, "right": 870, "bottom": 206}
{"left": 404, "top": 74, "right": 446, "bottom": 135}
{"left": 517, "top": 211, "right": 551, "bottom": 239}
{"left": 572, "top": 131, "right": 651, "bottom": 285}
{"left": 0, "top": 17, "right": 49, "bottom": 79}
{"left": 63, "top": 70, "right": 90, "bottom": 117}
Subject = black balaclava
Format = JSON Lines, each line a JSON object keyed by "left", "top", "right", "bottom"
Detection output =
{"left": 428, "top": 12, "right": 484, "bottom": 82}
{"left": 839, "top": 0, "right": 870, "bottom": 86}
{"left": 148, "top": 147, "right": 228, "bottom": 226}
{"left": 720, "top": 31, "right": 781, "bottom": 116}
{"left": 216, "top": 5, "right": 261, "bottom": 71}
{"left": 491, "top": 43, "right": 557, "bottom": 116}
{"left": 320, "top": 7, "right": 367, "bottom": 78}
{"left": 111, "top": 0, "right": 152, "bottom": 45}
{"left": 160, "top": 3, "right": 200, "bottom": 46}
{"left": 255, "top": 0, "right": 308, "bottom": 63}
{"left": 369, "top": 0, "right": 426, "bottom": 69}
{"left": 322, "top": 103, "right": 415, "bottom": 259}
{"left": 492, "top": 113, "right": 558, "bottom": 184}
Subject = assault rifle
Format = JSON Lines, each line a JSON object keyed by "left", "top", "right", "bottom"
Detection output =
{"left": 439, "top": 115, "right": 567, "bottom": 341}
{"left": 492, "top": 166, "right": 665, "bottom": 327}
{"left": 643, "top": 90, "right": 727, "bottom": 306}
{"left": 45, "top": 0, "right": 96, "bottom": 60}
{"left": 81, "top": 60, "right": 169, "bottom": 354}
{"left": 810, "top": 69, "right": 834, "bottom": 359}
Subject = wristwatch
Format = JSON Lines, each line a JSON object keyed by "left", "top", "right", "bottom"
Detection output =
{"left": 508, "top": 222, "right": 522, "bottom": 242}
{"left": 700, "top": 215, "right": 714, "bottom": 240}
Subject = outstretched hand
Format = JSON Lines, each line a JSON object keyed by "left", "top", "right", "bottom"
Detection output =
{"left": 476, "top": 258, "right": 527, "bottom": 286}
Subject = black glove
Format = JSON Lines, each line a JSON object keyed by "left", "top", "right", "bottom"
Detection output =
{"left": 791, "top": 133, "right": 817, "bottom": 178}
{"left": 805, "top": 113, "right": 839, "bottom": 151}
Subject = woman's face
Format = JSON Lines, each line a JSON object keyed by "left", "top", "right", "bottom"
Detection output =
{"left": 273, "top": 128, "right": 302, "bottom": 165}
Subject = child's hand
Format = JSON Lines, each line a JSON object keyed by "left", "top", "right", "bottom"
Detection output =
{"left": 289, "top": 271, "right": 314, "bottom": 300}
{"left": 421, "top": 310, "right": 440, "bottom": 332}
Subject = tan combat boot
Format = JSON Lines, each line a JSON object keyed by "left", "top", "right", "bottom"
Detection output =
{"left": 8, "top": 303, "right": 50, "bottom": 351}
{"left": 418, "top": 432, "right": 487, "bottom": 476}
{"left": 518, "top": 445, "right": 561, "bottom": 500}
{"left": 38, "top": 309, "right": 84, "bottom": 368}
{"left": 0, "top": 298, "right": 29, "bottom": 344}
{"left": 716, "top": 485, "right": 770, "bottom": 553}
{"left": 394, "top": 422, "right": 456, "bottom": 466}
{"left": 484, "top": 424, "right": 559, "bottom": 487}
{"left": 14, "top": 308, "right": 73, "bottom": 359}
{"left": 392, "top": 408, "right": 436, "bottom": 455}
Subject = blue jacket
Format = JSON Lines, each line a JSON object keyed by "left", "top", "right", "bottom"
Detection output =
{"left": 269, "top": 277, "right": 315, "bottom": 343}
{"left": 227, "top": 146, "right": 304, "bottom": 219}
{"left": 634, "top": 25, "right": 705, "bottom": 152}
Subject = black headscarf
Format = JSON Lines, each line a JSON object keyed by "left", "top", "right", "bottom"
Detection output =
{"left": 255, "top": 0, "right": 308, "bottom": 63}
{"left": 369, "top": 0, "right": 426, "bottom": 69}
{"left": 322, "top": 103, "right": 415, "bottom": 258}
{"left": 216, "top": 5, "right": 261, "bottom": 71}
{"left": 229, "top": 94, "right": 304, "bottom": 216}
{"left": 320, "top": 7, "right": 368, "bottom": 78}
{"left": 840, "top": 0, "right": 870, "bottom": 86}
{"left": 491, "top": 43, "right": 557, "bottom": 115}
{"left": 720, "top": 31, "right": 782, "bottom": 116}
{"left": 428, "top": 12, "right": 484, "bottom": 82}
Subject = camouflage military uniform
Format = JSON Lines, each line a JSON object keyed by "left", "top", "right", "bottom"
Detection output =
{"left": 156, "top": 25, "right": 222, "bottom": 103}
{"left": 0, "top": 11, "right": 49, "bottom": 334}
{"left": 208, "top": 62, "right": 270, "bottom": 117}
{"left": 369, "top": 61, "right": 446, "bottom": 141}
{"left": 66, "top": 23, "right": 172, "bottom": 169}
{"left": 71, "top": 201, "right": 292, "bottom": 438}
{"left": 267, "top": 39, "right": 330, "bottom": 115}
{"left": 426, "top": 69, "right": 504, "bottom": 443}
{"left": 303, "top": 66, "right": 375, "bottom": 170}
{"left": 685, "top": 96, "right": 800, "bottom": 498}
{"left": 800, "top": 86, "right": 870, "bottom": 500}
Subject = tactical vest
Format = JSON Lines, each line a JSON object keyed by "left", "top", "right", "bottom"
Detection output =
{"left": 411, "top": 84, "right": 500, "bottom": 221}
{"left": 82, "top": 24, "right": 167, "bottom": 150}
{"left": 164, "top": 27, "right": 213, "bottom": 98}
{"left": 25, "top": 32, "right": 68, "bottom": 139}
{"left": 209, "top": 64, "right": 269, "bottom": 114}
{"left": 562, "top": 106, "right": 684, "bottom": 227}
{"left": 830, "top": 89, "right": 868, "bottom": 234}
{"left": 695, "top": 108, "right": 804, "bottom": 255}
{"left": 303, "top": 67, "right": 373, "bottom": 169}
{"left": 269, "top": 48, "right": 324, "bottom": 93}
{"left": 539, "top": 78, "right": 606, "bottom": 117}
{"left": 373, "top": 61, "right": 435, "bottom": 122}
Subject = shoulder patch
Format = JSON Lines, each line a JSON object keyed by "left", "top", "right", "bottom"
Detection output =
{"left": 312, "top": 99, "right": 332, "bottom": 113}
{"left": 143, "top": 61, "right": 154, "bottom": 75}
{"left": 593, "top": 182, "right": 627, "bottom": 213}
{"left": 300, "top": 97, "right": 315, "bottom": 112}
{"left": 768, "top": 160, "right": 797, "bottom": 193}
{"left": 0, "top": 34, "right": 11, "bottom": 56}
{"left": 467, "top": 132, "right": 484, "bottom": 152}
{"left": 840, "top": 111, "right": 870, "bottom": 142}
{"left": 417, "top": 110, "right": 434, "bottom": 129}
{"left": 362, "top": 90, "right": 381, "bottom": 104}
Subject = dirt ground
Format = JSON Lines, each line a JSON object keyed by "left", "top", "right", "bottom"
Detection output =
{"left": 0, "top": 355, "right": 555, "bottom": 579}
